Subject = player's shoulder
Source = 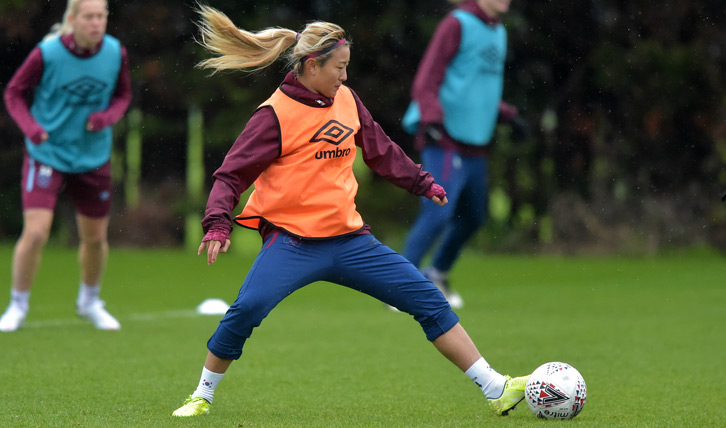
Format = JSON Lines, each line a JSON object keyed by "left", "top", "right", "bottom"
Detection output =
{"left": 103, "top": 34, "right": 122, "bottom": 48}
{"left": 37, "top": 35, "right": 62, "bottom": 50}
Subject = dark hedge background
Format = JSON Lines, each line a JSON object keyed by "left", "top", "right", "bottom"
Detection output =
{"left": 1, "top": 0, "right": 725, "bottom": 254}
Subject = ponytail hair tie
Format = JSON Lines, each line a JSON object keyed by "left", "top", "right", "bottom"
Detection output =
{"left": 295, "top": 32, "right": 302, "bottom": 41}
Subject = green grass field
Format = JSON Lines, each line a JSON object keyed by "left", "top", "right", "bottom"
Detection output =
{"left": 0, "top": 243, "right": 724, "bottom": 427}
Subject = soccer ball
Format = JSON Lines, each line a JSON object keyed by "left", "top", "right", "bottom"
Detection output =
{"left": 525, "top": 361, "right": 587, "bottom": 420}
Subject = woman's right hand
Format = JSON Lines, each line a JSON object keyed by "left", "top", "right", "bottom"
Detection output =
{"left": 425, "top": 183, "right": 448, "bottom": 206}
{"left": 30, "top": 128, "right": 49, "bottom": 145}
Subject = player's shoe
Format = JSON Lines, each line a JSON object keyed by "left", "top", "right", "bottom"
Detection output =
{"left": 385, "top": 304, "right": 400, "bottom": 312}
{"left": 423, "top": 267, "right": 464, "bottom": 309}
{"left": 445, "top": 290, "right": 464, "bottom": 309}
{"left": 77, "top": 300, "right": 121, "bottom": 330}
{"left": 172, "top": 396, "right": 210, "bottom": 417}
{"left": 0, "top": 304, "right": 27, "bottom": 332}
{"left": 488, "top": 375, "right": 528, "bottom": 416}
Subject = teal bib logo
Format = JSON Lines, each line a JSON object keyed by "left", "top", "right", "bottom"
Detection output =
{"left": 62, "top": 76, "right": 108, "bottom": 107}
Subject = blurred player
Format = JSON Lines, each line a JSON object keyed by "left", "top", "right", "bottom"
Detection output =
{"left": 0, "top": 0, "right": 131, "bottom": 331}
{"left": 401, "top": 0, "right": 528, "bottom": 308}
{"left": 171, "top": 4, "right": 528, "bottom": 418}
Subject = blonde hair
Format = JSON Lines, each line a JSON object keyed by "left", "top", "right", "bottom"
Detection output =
{"left": 44, "top": 0, "right": 108, "bottom": 41}
{"left": 195, "top": 4, "right": 349, "bottom": 75}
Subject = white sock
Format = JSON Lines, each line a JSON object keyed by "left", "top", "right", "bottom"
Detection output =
{"left": 465, "top": 357, "right": 507, "bottom": 399}
{"left": 77, "top": 283, "right": 100, "bottom": 308}
{"left": 426, "top": 267, "right": 448, "bottom": 282}
{"left": 10, "top": 290, "right": 30, "bottom": 312}
{"left": 192, "top": 367, "right": 224, "bottom": 404}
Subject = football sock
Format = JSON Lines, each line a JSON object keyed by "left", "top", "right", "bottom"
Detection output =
{"left": 192, "top": 367, "right": 224, "bottom": 404}
{"left": 465, "top": 357, "right": 507, "bottom": 399}
{"left": 77, "top": 283, "right": 100, "bottom": 308}
{"left": 10, "top": 289, "right": 30, "bottom": 312}
{"left": 426, "top": 267, "right": 448, "bottom": 283}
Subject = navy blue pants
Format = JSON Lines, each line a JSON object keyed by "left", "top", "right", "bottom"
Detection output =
{"left": 207, "top": 231, "right": 459, "bottom": 360}
{"left": 403, "top": 146, "right": 488, "bottom": 271}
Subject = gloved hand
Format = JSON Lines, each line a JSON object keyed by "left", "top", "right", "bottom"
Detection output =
{"left": 86, "top": 113, "right": 107, "bottom": 132}
{"left": 423, "top": 123, "right": 445, "bottom": 146}
{"left": 29, "top": 127, "right": 48, "bottom": 145}
{"left": 510, "top": 115, "right": 530, "bottom": 141}
{"left": 424, "top": 183, "right": 448, "bottom": 206}
{"left": 201, "top": 228, "right": 229, "bottom": 245}
{"left": 199, "top": 228, "right": 231, "bottom": 265}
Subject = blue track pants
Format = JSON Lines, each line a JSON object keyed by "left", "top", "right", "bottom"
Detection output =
{"left": 207, "top": 232, "right": 459, "bottom": 360}
{"left": 403, "top": 146, "right": 488, "bottom": 271}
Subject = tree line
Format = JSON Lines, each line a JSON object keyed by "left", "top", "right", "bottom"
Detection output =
{"left": 0, "top": 0, "right": 724, "bottom": 253}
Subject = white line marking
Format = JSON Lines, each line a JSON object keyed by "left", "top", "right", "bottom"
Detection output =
{"left": 21, "top": 309, "right": 211, "bottom": 329}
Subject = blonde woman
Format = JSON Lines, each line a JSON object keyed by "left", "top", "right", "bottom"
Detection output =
{"left": 172, "top": 4, "right": 528, "bottom": 418}
{"left": 1, "top": 0, "right": 131, "bottom": 331}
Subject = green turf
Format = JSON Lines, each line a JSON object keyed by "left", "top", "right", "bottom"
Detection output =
{"left": 0, "top": 243, "right": 724, "bottom": 427}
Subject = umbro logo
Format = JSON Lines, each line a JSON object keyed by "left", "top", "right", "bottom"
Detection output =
{"left": 479, "top": 45, "right": 503, "bottom": 74}
{"left": 310, "top": 120, "right": 353, "bottom": 146}
{"left": 311, "top": 120, "right": 354, "bottom": 160}
{"left": 62, "top": 76, "right": 108, "bottom": 98}
{"left": 481, "top": 45, "right": 502, "bottom": 63}
{"left": 62, "top": 76, "right": 107, "bottom": 107}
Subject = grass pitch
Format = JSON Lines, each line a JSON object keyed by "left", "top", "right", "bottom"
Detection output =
{"left": 0, "top": 243, "right": 723, "bottom": 427}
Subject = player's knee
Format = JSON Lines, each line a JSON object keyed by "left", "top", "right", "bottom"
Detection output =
{"left": 225, "top": 298, "right": 272, "bottom": 331}
{"left": 470, "top": 217, "right": 485, "bottom": 231}
{"left": 79, "top": 236, "right": 107, "bottom": 253}
{"left": 78, "top": 227, "right": 108, "bottom": 247}
{"left": 20, "top": 227, "right": 51, "bottom": 248}
{"left": 461, "top": 212, "right": 486, "bottom": 232}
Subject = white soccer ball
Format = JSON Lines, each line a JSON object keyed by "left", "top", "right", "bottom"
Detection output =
{"left": 525, "top": 361, "right": 587, "bottom": 420}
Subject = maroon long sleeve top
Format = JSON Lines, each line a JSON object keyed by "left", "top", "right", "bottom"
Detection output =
{"left": 202, "top": 71, "right": 435, "bottom": 239}
{"left": 4, "top": 34, "right": 132, "bottom": 144}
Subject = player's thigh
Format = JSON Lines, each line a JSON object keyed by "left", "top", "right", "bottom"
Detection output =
{"left": 332, "top": 235, "right": 447, "bottom": 312}
{"left": 455, "top": 156, "right": 488, "bottom": 223}
{"left": 229, "top": 232, "right": 329, "bottom": 312}
{"left": 66, "top": 162, "right": 112, "bottom": 218}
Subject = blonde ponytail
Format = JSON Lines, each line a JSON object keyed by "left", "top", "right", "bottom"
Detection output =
{"left": 196, "top": 4, "right": 297, "bottom": 73}
{"left": 195, "top": 4, "right": 349, "bottom": 75}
